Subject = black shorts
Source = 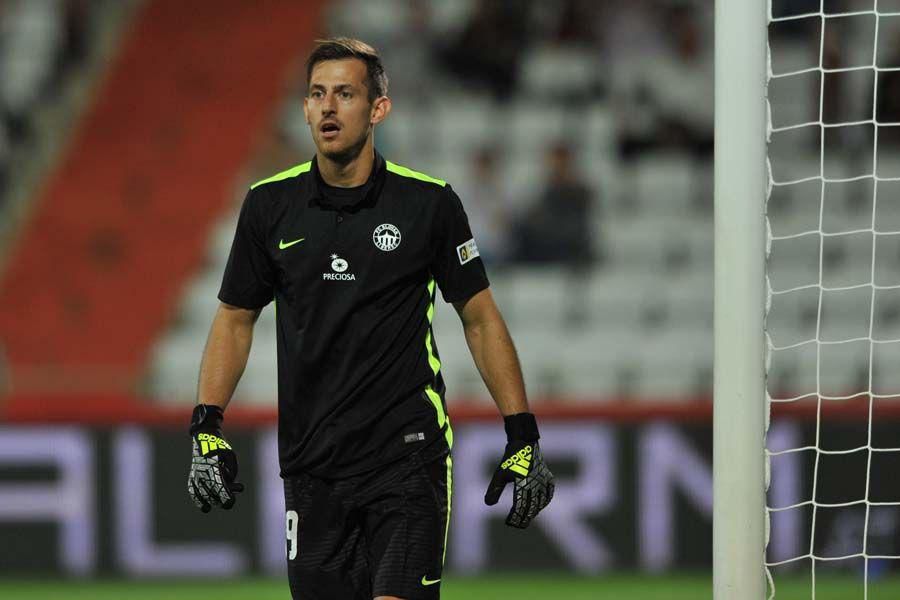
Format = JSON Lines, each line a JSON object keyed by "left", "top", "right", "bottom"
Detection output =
{"left": 284, "top": 446, "right": 452, "bottom": 600}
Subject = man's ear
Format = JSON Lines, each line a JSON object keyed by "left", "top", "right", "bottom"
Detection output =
{"left": 370, "top": 96, "right": 392, "bottom": 126}
{"left": 303, "top": 96, "right": 310, "bottom": 125}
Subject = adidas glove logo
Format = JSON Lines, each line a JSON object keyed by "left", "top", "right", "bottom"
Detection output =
{"left": 501, "top": 445, "right": 533, "bottom": 476}
{"left": 197, "top": 433, "right": 232, "bottom": 455}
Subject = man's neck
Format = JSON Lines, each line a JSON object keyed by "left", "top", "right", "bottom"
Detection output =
{"left": 317, "top": 141, "right": 375, "bottom": 188}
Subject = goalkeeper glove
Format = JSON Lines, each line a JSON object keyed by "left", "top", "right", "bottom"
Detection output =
{"left": 484, "top": 412, "right": 555, "bottom": 529}
{"left": 187, "top": 404, "right": 244, "bottom": 513}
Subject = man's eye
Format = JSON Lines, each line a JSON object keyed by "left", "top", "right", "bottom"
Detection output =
{"left": 340, "top": 92, "right": 351, "bottom": 99}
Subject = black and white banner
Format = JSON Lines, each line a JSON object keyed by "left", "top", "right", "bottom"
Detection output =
{"left": 0, "top": 420, "right": 895, "bottom": 576}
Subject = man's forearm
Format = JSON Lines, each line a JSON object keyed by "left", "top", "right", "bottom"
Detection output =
{"left": 463, "top": 316, "right": 529, "bottom": 416}
{"left": 197, "top": 305, "right": 256, "bottom": 410}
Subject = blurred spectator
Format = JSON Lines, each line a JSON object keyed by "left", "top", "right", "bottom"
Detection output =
{"left": 455, "top": 147, "right": 516, "bottom": 265}
{"left": 512, "top": 143, "right": 596, "bottom": 268}
{"left": 532, "top": 0, "right": 598, "bottom": 47}
{"left": 0, "top": 120, "right": 8, "bottom": 206}
{"left": 380, "top": 0, "right": 437, "bottom": 102}
{"left": 616, "top": 5, "right": 713, "bottom": 161}
{"left": 60, "top": 0, "right": 91, "bottom": 70}
{"left": 599, "top": 1, "right": 666, "bottom": 66}
{"left": 553, "top": 0, "right": 597, "bottom": 46}
{"left": 0, "top": 0, "right": 100, "bottom": 209}
{"left": 821, "top": 19, "right": 845, "bottom": 129}
{"left": 770, "top": 0, "right": 821, "bottom": 36}
{"left": 437, "top": 0, "right": 532, "bottom": 100}
{"left": 1, "top": 0, "right": 63, "bottom": 142}
{"left": 876, "top": 33, "right": 900, "bottom": 147}
{"left": 0, "top": 0, "right": 93, "bottom": 140}
{"left": 519, "top": 0, "right": 603, "bottom": 105}
{"left": 820, "top": 17, "right": 869, "bottom": 157}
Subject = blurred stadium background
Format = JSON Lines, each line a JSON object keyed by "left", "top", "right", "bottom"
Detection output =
{"left": 1, "top": 0, "right": 898, "bottom": 598}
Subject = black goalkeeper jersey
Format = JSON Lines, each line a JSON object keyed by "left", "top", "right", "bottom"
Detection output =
{"left": 218, "top": 151, "right": 489, "bottom": 478}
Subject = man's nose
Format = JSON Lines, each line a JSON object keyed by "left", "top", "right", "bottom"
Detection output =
{"left": 321, "top": 92, "right": 337, "bottom": 114}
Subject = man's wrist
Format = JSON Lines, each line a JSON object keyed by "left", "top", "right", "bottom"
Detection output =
{"left": 190, "top": 403, "right": 225, "bottom": 436}
{"left": 503, "top": 412, "right": 539, "bottom": 443}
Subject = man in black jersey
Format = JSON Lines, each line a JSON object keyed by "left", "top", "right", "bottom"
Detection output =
{"left": 186, "top": 37, "right": 554, "bottom": 600}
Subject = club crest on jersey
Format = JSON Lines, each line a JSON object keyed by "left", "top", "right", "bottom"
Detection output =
{"left": 323, "top": 254, "right": 355, "bottom": 281}
{"left": 373, "top": 223, "right": 401, "bottom": 251}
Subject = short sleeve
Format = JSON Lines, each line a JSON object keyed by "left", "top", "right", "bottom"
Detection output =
{"left": 217, "top": 188, "right": 275, "bottom": 309}
{"left": 430, "top": 185, "right": 490, "bottom": 303}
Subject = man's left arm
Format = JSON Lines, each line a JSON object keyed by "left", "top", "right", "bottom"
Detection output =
{"left": 454, "top": 288, "right": 527, "bottom": 416}
{"left": 454, "top": 288, "right": 555, "bottom": 528}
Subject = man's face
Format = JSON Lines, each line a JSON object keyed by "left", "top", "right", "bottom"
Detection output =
{"left": 304, "top": 58, "right": 388, "bottom": 163}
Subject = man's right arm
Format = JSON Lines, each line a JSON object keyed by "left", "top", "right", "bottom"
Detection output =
{"left": 189, "top": 186, "right": 270, "bottom": 512}
{"left": 196, "top": 302, "right": 261, "bottom": 410}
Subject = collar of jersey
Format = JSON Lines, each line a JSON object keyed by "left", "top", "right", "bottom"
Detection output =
{"left": 308, "top": 150, "right": 386, "bottom": 212}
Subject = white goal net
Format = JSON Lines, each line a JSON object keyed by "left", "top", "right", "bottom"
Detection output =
{"left": 766, "top": 1, "right": 900, "bottom": 597}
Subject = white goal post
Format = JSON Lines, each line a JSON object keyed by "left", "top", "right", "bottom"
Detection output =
{"left": 713, "top": 0, "right": 767, "bottom": 598}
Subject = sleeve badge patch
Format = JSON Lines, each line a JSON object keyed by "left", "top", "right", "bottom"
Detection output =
{"left": 456, "top": 238, "right": 480, "bottom": 265}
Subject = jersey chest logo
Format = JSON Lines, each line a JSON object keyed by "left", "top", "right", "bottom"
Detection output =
{"left": 322, "top": 254, "right": 355, "bottom": 281}
{"left": 373, "top": 223, "right": 401, "bottom": 251}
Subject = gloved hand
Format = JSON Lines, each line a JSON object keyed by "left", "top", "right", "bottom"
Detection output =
{"left": 484, "top": 412, "right": 555, "bottom": 528}
{"left": 187, "top": 404, "right": 244, "bottom": 513}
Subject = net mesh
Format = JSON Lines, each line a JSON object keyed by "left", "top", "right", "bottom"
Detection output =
{"left": 766, "top": 1, "right": 900, "bottom": 597}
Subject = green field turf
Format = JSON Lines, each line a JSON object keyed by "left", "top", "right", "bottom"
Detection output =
{"left": 2, "top": 574, "right": 900, "bottom": 599}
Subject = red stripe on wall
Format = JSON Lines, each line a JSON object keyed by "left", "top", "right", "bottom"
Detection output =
{"left": 0, "top": 0, "right": 325, "bottom": 395}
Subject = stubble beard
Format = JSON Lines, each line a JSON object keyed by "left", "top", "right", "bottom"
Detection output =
{"left": 318, "top": 127, "right": 369, "bottom": 166}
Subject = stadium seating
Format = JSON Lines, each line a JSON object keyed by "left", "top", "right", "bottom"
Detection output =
{"left": 145, "top": 0, "right": 894, "bottom": 406}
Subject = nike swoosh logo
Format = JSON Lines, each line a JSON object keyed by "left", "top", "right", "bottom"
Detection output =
{"left": 421, "top": 576, "right": 441, "bottom": 586}
{"left": 279, "top": 237, "right": 305, "bottom": 250}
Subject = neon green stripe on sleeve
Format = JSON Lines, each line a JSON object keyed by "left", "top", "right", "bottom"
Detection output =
{"left": 386, "top": 161, "right": 446, "bottom": 187}
{"left": 250, "top": 161, "right": 312, "bottom": 190}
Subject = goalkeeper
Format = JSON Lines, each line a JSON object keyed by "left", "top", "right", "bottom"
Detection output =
{"left": 187, "top": 37, "right": 553, "bottom": 600}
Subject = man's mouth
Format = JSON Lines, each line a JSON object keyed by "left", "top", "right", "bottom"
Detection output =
{"left": 320, "top": 121, "right": 341, "bottom": 138}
